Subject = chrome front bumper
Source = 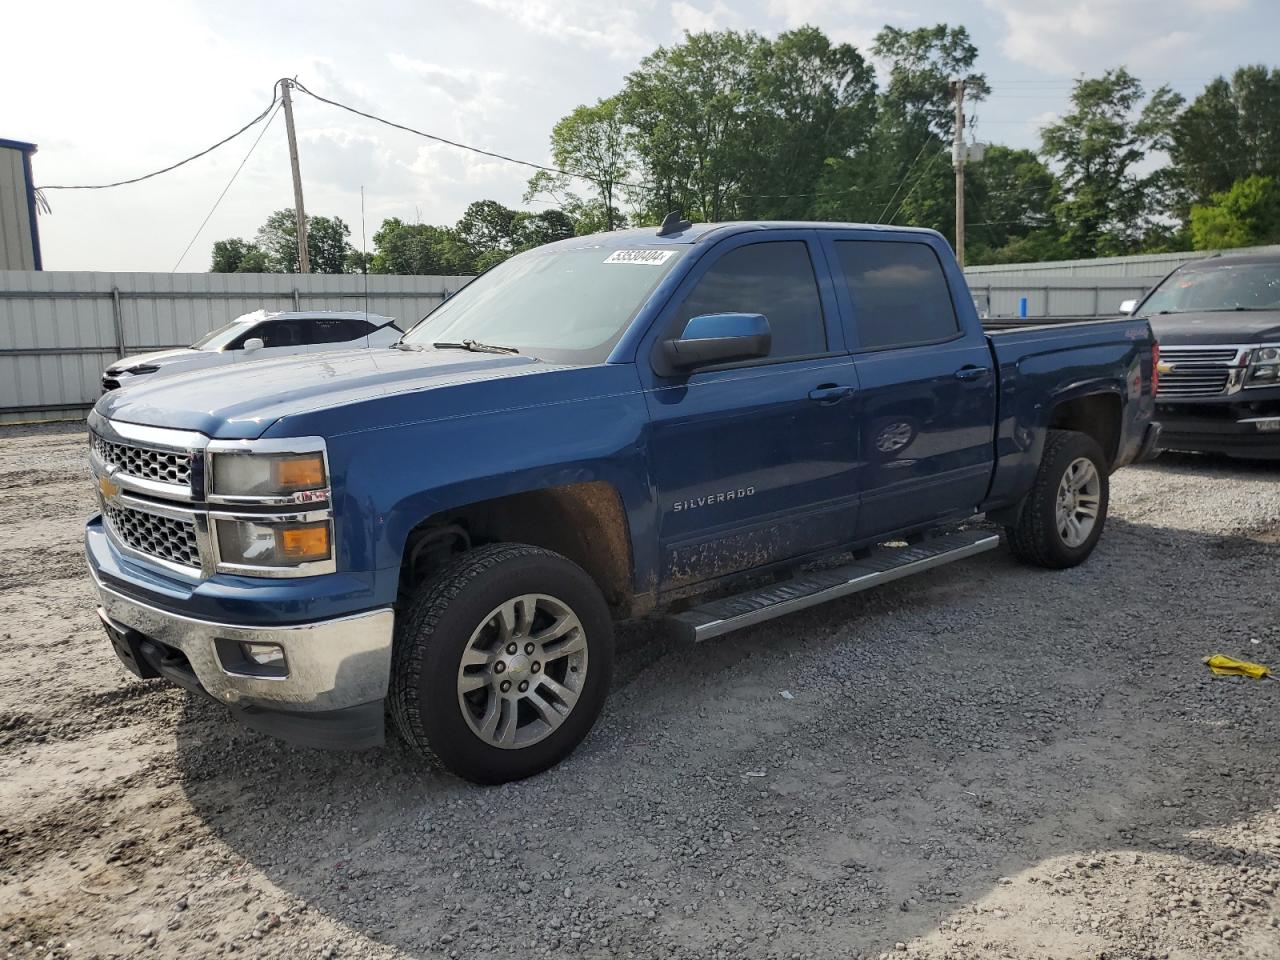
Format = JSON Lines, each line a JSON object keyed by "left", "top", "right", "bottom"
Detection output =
{"left": 90, "top": 567, "right": 394, "bottom": 713}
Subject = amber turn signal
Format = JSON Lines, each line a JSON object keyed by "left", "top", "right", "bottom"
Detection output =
{"left": 273, "top": 454, "right": 326, "bottom": 491}
{"left": 278, "top": 522, "right": 331, "bottom": 561}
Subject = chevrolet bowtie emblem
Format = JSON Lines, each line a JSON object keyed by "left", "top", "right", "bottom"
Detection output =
{"left": 1156, "top": 361, "right": 1175, "bottom": 374}
{"left": 98, "top": 474, "right": 121, "bottom": 500}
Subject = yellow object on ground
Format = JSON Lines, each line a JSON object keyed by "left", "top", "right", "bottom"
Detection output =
{"left": 1203, "top": 654, "right": 1274, "bottom": 681}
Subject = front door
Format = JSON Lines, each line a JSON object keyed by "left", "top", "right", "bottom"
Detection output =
{"left": 823, "top": 234, "right": 996, "bottom": 539}
{"left": 640, "top": 232, "right": 860, "bottom": 592}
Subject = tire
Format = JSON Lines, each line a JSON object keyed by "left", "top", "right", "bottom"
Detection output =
{"left": 1005, "top": 429, "right": 1110, "bottom": 569}
{"left": 389, "top": 543, "right": 614, "bottom": 784}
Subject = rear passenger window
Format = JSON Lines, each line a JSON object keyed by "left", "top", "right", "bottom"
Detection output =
{"left": 309, "top": 318, "right": 363, "bottom": 345}
{"left": 676, "top": 241, "right": 826, "bottom": 360}
{"left": 834, "top": 241, "right": 960, "bottom": 350}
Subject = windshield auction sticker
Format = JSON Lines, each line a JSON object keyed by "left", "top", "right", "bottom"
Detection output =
{"left": 604, "top": 250, "right": 676, "bottom": 265}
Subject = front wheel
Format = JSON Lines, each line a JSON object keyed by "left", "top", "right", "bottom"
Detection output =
{"left": 389, "top": 543, "right": 614, "bottom": 784}
{"left": 1005, "top": 429, "right": 1110, "bottom": 569}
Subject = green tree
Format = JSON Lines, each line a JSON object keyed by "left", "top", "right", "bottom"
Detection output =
{"left": 965, "top": 146, "right": 1061, "bottom": 262}
{"left": 816, "top": 23, "right": 985, "bottom": 239}
{"left": 617, "top": 28, "right": 878, "bottom": 223}
{"left": 210, "top": 238, "right": 269, "bottom": 273}
{"left": 1189, "top": 174, "right": 1280, "bottom": 249}
{"left": 620, "top": 30, "right": 760, "bottom": 221}
{"left": 252, "top": 209, "right": 358, "bottom": 273}
{"left": 1171, "top": 66, "right": 1280, "bottom": 214}
{"left": 527, "top": 98, "right": 634, "bottom": 230}
{"left": 1040, "top": 68, "right": 1182, "bottom": 257}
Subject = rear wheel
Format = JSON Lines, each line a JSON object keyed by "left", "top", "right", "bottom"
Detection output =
{"left": 1006, "top": 429, "right": 1109, "bottom": 569}
{"left": 389, "top": 543, "right": 613, "bottom": 784}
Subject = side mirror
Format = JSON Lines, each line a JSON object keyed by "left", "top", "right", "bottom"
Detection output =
{"left": 1118, "top": 299, "right": 1137, "bottom": 315}
{"left": 660, "top": 313, "right": 771, "bottom": 373}
{"left": 241, "top": 337, "right": 265, "bottom": 352}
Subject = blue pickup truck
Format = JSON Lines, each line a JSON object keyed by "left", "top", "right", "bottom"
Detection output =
{"left": 86, "top": 220, "right": 1160, "bottom": 783}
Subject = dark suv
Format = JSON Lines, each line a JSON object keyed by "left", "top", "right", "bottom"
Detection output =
{"left": 1126, "top": 254, "right": 1280, "bottom": 459}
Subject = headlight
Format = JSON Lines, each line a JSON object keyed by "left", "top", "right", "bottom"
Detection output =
{"left": 215, "top": 518, "right": 332, "bottom": 569}
{"left": 1245, "top": 345, "right": 1280, "bottom": 387}
{"left": 211, "top": 451, "right": 327, "bottom": 497}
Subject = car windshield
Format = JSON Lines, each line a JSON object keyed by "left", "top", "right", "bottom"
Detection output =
{"left": 191, "top": 317, "right": 256, "bottom": 350}
{"left": 400, "top": 244, "right": 685, "bottom": 363}
{"left": 1140, "top": 261, "right": 1280, "bottom": 315}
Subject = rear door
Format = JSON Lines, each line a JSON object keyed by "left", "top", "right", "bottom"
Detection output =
{"left": 307, "top": 317, "right": 375, "bottom": 350}
{"left": 821, "top": 233, "right": 996, "bottom": 539}
{"left": 638, "top": 231, "right": 860, "bottom": 591}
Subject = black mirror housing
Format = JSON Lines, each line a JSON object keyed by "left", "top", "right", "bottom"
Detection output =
{"left": 659, "top": 313, "right": 771, "bottom": 373}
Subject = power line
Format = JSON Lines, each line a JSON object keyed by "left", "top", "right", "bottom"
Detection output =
{"left": 171, "top": 101, "right": 282, "bottom": 272}
{"left": 885, "top": 151, "right": 949, "bottom": 225}
{"left": 877, "top": 139, "right": 935, "bottom": 223}
{"left": 289, "top": 78, "right": 652, "bottom": 191}
{"left": 40, "top": 83, "right": 282, "bottom": 190}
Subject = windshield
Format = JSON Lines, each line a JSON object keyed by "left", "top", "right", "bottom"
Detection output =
{"left": 401, "top": 244, "right": 685, "bottom": 363}
{"left": 191, "top": 316, "right": 256, "bottom": 350}
{"left": 1140, "top": 260, "right": 1280, "bottom": 315}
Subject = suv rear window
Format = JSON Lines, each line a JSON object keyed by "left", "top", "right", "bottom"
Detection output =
{"left": 834, "top": 241, "right": 960, "bottom": 350}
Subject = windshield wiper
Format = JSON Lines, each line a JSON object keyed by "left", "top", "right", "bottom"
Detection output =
{"left": 394, "top": 342, "right": 423, "bottom": 351}
{"left": 432, "top": 339, "right": 520, "bottom": 355}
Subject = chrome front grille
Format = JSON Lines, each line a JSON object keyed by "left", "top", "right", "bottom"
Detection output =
{"left": 102, "top": 501, "right": 201, "bottom": 570}
{"left": 91, "top": 433, "right": 193, "bottom": 487}
{"left": 1157, "top": 345, "right": 1248, "bottom": 399}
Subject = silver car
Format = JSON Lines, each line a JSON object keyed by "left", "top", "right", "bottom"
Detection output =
{"left": 101, "top": 310, "right": 403, "bottom": 392}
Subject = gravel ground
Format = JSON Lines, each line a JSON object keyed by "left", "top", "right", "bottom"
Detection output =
{"left": 1, "top": 421, "right": 1278, "bottom": 960}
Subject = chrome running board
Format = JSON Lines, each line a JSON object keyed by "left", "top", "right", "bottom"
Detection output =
{"left": 665, "top": 530, "right": 1001, "bottom": 642}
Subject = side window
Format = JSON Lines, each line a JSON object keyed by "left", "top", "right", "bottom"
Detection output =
{"left": 227, "top": 323, "right": 265, "bottom": 350}
{"left": 256, "top": 320, "right": 307, "bottom": 348}
{"left": 308, "top": 318, "right": 365, "bottom": 345}
{"left": 676, "top": 241, "right": 826, "bottom": 361}
{"left": 834, "top": 241, "right": 960, "bottom": 350}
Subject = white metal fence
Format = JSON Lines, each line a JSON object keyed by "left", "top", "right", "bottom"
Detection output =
{"left": 3, "top": 244, "right": 1274, "bottom": 422}
{"left": 967, "top": 276, "right": 1152, "bottom": 320}
{"left": 0, "top": 270, "right": 471, "bottom": 422}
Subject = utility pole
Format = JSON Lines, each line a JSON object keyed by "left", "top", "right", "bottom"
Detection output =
{"left": 280, "top": 79, "right": 311, "bottom": 274}
{"left": 951, "top": 76, "right": 966, "bottom": 267}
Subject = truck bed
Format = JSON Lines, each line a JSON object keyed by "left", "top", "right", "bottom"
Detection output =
{"left": 982, "top": 315, "right": 1119, "bottom": 331}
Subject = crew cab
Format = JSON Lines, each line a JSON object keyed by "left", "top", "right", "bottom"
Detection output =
{"left": 101, "top": 310, "right": 402, "bottom": 392}
{"left": 85, "top": 221, "right": 1159, "bottom": 784}
{"left": 1121, "top": 253, "right": 1280, "bottom": 459}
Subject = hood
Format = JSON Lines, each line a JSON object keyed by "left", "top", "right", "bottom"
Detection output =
{"left": 106, "top": 348, "right": 201, "bottom": 373}
{"left": 1146, "top": 310, "right": 1280, "bottom": 346}
{"left": 95, "top": 346, "right": 570, "bottom": 439}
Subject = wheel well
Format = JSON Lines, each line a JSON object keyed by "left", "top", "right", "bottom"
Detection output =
{"left": 1048, "top": 393, "right": 1121, "bottom": 467}
{"left": 399, "top": 481, "right": 635, "bottom": 615}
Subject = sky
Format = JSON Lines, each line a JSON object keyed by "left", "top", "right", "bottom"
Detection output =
{"left": 4, "top": 0, "right": 1273, "bottom": 272}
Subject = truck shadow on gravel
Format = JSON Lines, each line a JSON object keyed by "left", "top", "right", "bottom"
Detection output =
{"left": 170, "top": 517, "right": 1280, "bottom": 959}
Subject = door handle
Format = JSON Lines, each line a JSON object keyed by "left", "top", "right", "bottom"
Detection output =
{"left": 954, "top": 365, "right": 990, "bottom": 382}
{"left": 808, "top": 384, "right": 855, "bottom": 403}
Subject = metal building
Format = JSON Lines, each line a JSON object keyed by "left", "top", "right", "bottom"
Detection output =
{"left": 0, "top": 139, "right": 42, "bottom": 271}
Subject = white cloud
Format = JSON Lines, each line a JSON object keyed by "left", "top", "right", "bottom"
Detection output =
{"left": 465, "top": 0, "right": 654, "bottom": 59}
{"left": 388, "top": 54, "right": 508, "bottom": 114}
{"left": 764, "top": 0, "right": 906, "bottom": 52}
{"left": 671, "top": 0, "right": 739, "bottom": 36}
{"left": 983, "top": 0, "right": 1249, "bottom": 75}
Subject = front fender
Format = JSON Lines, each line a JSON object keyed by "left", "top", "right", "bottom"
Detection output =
{"left": 311, "top": 384, "right": 656, "bottom": 607}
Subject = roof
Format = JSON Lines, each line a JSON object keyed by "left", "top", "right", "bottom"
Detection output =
{"left": 0, "top": 139, "right": 37, "bottom": 153}
{"left": 1180, "top": 252, "right": 1280, "bottom": 269}
{"left": 550, "top": 220, "right": 943, "bottom": 252}
{"left": 234, "top": 309, "right": 397, "bottom": 323}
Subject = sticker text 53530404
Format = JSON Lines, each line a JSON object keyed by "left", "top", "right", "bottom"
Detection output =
{"left": 604, "top": 250, "right": 676, "bottom": 265}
